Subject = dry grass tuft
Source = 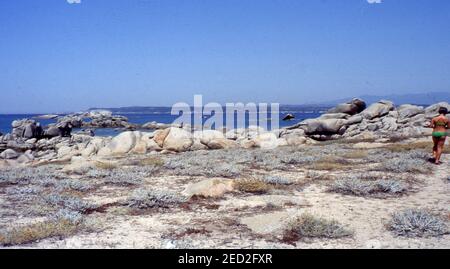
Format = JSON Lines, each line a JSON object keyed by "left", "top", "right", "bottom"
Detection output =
{"left": 139, "top": 156, "right": 165, "bottom": 166}
{"left": 314, "top": 137, "right": 377, "bottom": 146}
{"left": 383, "top": 141, "right": 450, "bottom": 153}
{"left": 340, "top": 150, "right": 369, "bottom": 159}
{"left": 328, "top": 177, "right": 408, "bottom": 197}
{"left": 309, "top": 156, "right": 351, "bottom": 171}
{"left": 95, "top": 161, "right": 118, "bottom": 170}
{"left": 283, "top": 214, "right": 352, "bottom": 242}
{"left": 306, "top": 171, "right": 334, "bottom": 181}
{"left": 0, "top": 219, "right": 81, "bottom": 246}
{"left": 236, "top": 179, "right": 272, "bottom": 194}
{"left": 388, "top": 209, "right": 448, "bottom": 238}
{"left": 375, "top": 158, "right": 428, "bottom": 174}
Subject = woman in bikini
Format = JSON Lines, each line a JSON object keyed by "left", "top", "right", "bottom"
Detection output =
{"left": 430, "top": 107, "right": 449, "bottom": 165}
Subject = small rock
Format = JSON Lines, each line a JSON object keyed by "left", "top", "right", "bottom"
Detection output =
{"left": 182, "top": 178, "right": 235, "bottom": 198}
{"left": 253, "top": 133, "right": 279, "bottom": 149}
{"left": 0, "top": 149, "right": 19, "bottom": 159}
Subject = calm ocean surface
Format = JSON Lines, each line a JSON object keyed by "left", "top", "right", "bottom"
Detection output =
{"left": 0, "top": 107, "right": 324, "bottom": 137}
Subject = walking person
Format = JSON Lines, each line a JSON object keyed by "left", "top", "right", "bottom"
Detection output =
{"left": 430, "top": 107, "right": 449, "bottom": 165}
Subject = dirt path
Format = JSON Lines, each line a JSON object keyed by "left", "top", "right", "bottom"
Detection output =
{"left": 295, "top": 158, "right": 450, "bottom": 249}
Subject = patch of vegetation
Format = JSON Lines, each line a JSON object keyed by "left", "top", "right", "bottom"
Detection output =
{"left": 139, "top": 156, "right": 165, "bottom": 166}
{"left": 328, "top": 177, "right": 408, "bottom": 197}
{"left": 309, "top": 156, "right": 351, "bottom": 171}
{"left": 340, "top": 150, "right": 368, "bottom": 159}
{"left": 0, "top": 210, "right": 83, "bottom": 246}
{"left": 280, "top": 153, "right": 317, "bottom": 166}
{"left": 236, "top": 179, "right": 271, "bottom": 194}
{"left": 103, "top": 170, "right": 143, "bottom": 186}
{"left": 58, "top": 179, "right": 94, "bottom": 192}
{"left": 306, "top": 171, "right": 334, "bottom": 181}
{"left": 42, "top": 193, "right": 98, "bottom": 214}
{"left": 95, "top": 161, "right": 118, "bottom": 170}
{"left": 260, "top": 175, "right": 293, "bottom": 185}
{"left": 6, "top": 186, "right": 43, "bottom": 196}
{"left": 164, "top": 157, "right": 243, "bottom": 178}
{"left": 124, "top": 189, "right": 187, "bottom": 209}
{"left": 386, "top": 134, "right": 426, "bottom": 143}
{"left": 283, "top": 214, "right": 352, "bottom": 241}
{"left": 375, "top": 158, "right": 428, "bottom": 174}
{"left": 0, "top": 166, "right": 62, "bottom": 187}
{"left": 313, "top": 137, "right": 377, "bottom": 146}
{"left": 384, "top": 141, "right": 429, "bottom": 152}
{"left": 388, "top": 209, "right": 448, "bottom": 238}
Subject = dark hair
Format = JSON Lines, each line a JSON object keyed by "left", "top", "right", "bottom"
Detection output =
{"left": 438, "top": 107, "right": 448, "bottom": 115}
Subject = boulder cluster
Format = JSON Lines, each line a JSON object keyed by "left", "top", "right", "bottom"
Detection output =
{"left": 60, "top": 110, "right": 136, "bottom": 129}
{"left": 283, "top": 99, "right": 450, "bottom": 141}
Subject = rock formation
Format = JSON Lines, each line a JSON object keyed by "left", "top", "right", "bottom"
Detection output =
{"left": 1, "top": 99, "right": 449, "bottom": 163}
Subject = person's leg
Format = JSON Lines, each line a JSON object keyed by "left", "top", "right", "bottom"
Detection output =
{"left": 435, "top": 137, "right": 446, "bottom": 164}
{"left": 432, "top": 137, "right": 439, "bottom": 159}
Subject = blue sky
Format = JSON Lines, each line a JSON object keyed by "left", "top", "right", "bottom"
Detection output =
{"left": 0, "top": 0, "right": 449, "bottom": 113}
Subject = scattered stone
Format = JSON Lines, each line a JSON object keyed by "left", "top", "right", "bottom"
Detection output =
{"left": 0, "top": 149, "right": 19, "bottom": 159}
{"left": 282, "top": 114, "right": 295, "bottom": 121}
{"left": 182, "top": 179, "right": 235, "bottom": 198}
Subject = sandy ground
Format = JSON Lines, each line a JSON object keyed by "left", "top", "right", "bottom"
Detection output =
{"left": 1, "top": 142, "right": 449, "bottom": 249}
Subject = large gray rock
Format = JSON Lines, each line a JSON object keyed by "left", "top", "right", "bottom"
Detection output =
{"left": 327, "top": 98, "right": 367, "bottom": 115}
{"left": 361, "top": 100, "right": 395, "bottom": 120}
{"left": 11, "top": 119, "right": 43, "bottom": 139}
{"left": 205, "top": 138, "right": 237, "bottom": 150}
{"left": 252, "top": 132, "right": 279, "bottom": 149}
{"left": 57, "top": 115, "right": 83, "bottom": 128}
{"left": 425, "top": 102, "right": 450, "bottom": 118}
{"left": 162, "top": 127, "right": 194, "bottom": 152}
{"left": 153, "top": 128, "right": 171, "bottom": 148}
{"left": 195, "top": 130, "right": 225, "bottom": 144}
{"left": 319, "top": 113, "right": 350, "bottom": 120}
{"left": 397, "top": 104, "right": 424, "bottom": 119}
{"left": 43, "top": 126, "right": 62, "bottom": 138}
{"left": 297, "top": 118, "right": 348, "bottom": 135}
{"left": 381, "top": 117, "right": 398, "bottom": 131}
{"left": 194, "top": 130, "right": 236, "bottom": 149}
{"left": 0, "top": 149, "right": 19, "bottom": 159}
{"left": 23, "top": 123, "right": 43, "bottom": 139}
{"left": 100, "top": 131, "right": 139, "bottom": 155}
{"left": 346, "top": 115, "right": 363, "bottom": 125}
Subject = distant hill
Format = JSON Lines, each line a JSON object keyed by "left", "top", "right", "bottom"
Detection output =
{"left": 88, "top": 106, "right": 172, "bottom": 113}
{"left": 88, "top": 105, "right": 331, "bottom": 114}
{"left": 89, "top": 92, "right": 449, "bottom": 113}
{"left": 318, "top": 92, "right": 450, "bottom": 106}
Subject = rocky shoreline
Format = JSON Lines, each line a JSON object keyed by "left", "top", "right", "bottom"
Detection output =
{"left": 0, "top": 98, "right": 449, "bottom": 248}
{"left": 1, "top": 98, "right": 449, "bottom": 167}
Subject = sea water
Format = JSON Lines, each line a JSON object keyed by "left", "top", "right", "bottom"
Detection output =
{"left": 0, "top": 107, "right": 325, "bottom": 137}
